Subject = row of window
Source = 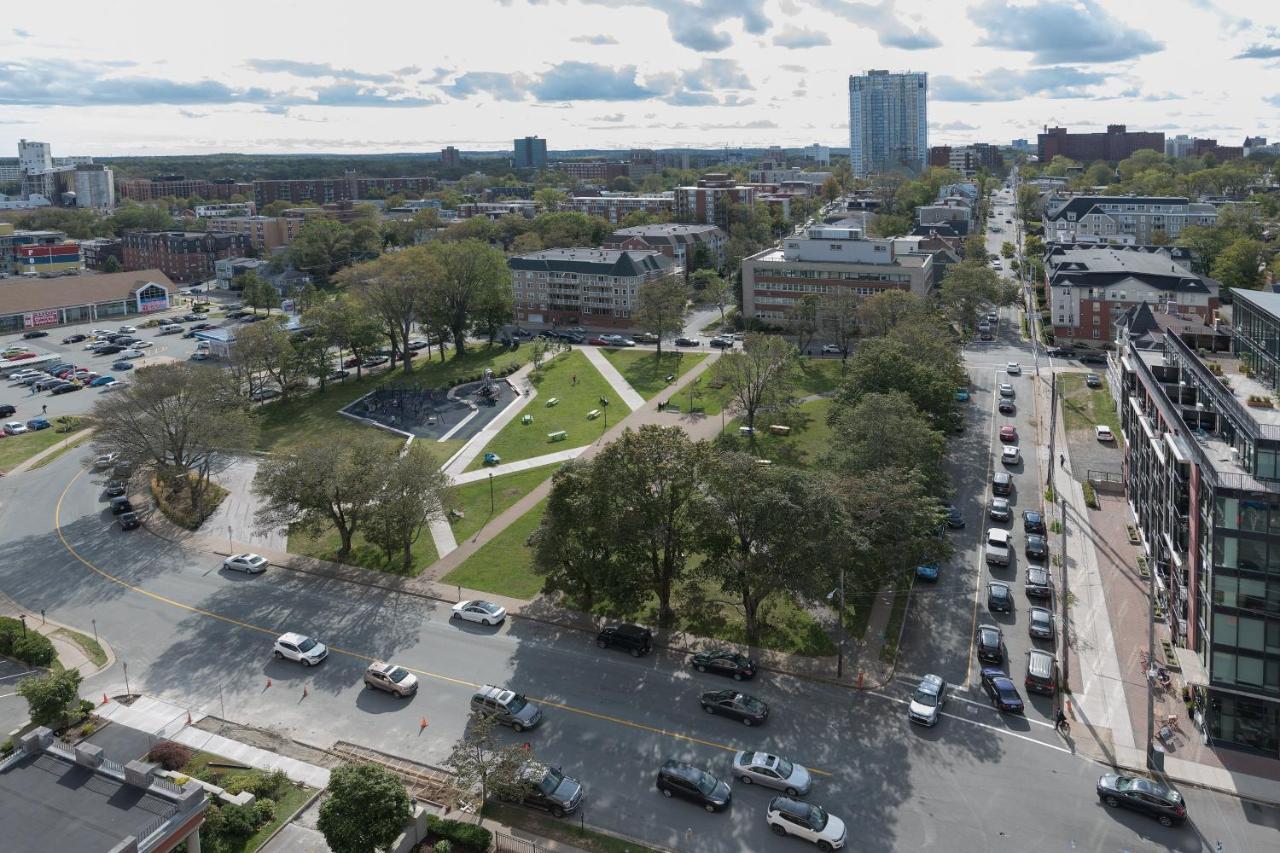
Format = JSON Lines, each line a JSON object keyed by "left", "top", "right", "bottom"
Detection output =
{"left": 754, "top": 270, "right": 911, "bottom": 283}
{"left": 1213, "top": 572, "right": 1280, "bottom": 616}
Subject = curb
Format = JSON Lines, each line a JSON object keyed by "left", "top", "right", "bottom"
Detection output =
{"left": 1086, "top": 754, "right": 1280, "bottom": 809}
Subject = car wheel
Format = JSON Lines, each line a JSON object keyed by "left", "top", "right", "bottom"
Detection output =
{"left": 785, "top": 786, "right": 799, "bottom": 796}
{"left": 551, "top": 806, "right": 565, "bottom": 818}
{"left": 630, "top": 647, "right": 641, "bottom": 657}
{"left": 597, "top": 639, "right": 608, "bottom": 649}
{"left": 733, "top": 672, "right": 744, "bottom": 681}
{"left": 771, "top": 824, "right": 787, "bottom": 837}
{"left": 302, "top": 658, "right": 313, "bottom": 667}
{"left": 818, "top": 842, "right": 833, "bottom": 852}
{"left": 739, "top": 775, "right": 752, "bottom": 785}
{"left": 1158, "top": 815, "right": 1173, "bottom": 827}
{"left": 702, "top": 704, "right": 714, "bottom": 714}
{"left": 660, "top": 787, "right": 672, "bottom": 798}
{"left": 742, "top": 718, "right": 753, "bottom": 727}
{"left": 450, "top": 611, "right": 459, "bottom": 620}
{"left": 273, "top": 650, "right": 283, "bottom": 659}
{"left": 696, "top": 664, "right": 707, "bottom": 673}
{"left": 703, "top": 803, "right": 716, "bottom": 813}
{"left": 1104, "top": 795, "right": 1120, "bottom": 808}
{"left": 512, "top": 723, "right": 524, "bottom": 733}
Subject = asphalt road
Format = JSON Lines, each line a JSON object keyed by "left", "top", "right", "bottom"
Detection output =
{"left": 2, "top": 425, "right": 1278, "bottom": 850}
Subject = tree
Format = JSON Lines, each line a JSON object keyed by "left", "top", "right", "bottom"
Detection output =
{"left": 102, "top": 255, "right": 122, "bottom": 273}
{"left": 262, "top": 200, "right": 293, "bottom": 216}
{"left": 785, "top": 293, "right": 821, "bottom": 355}
{"left": 1000, "top": 241, "right": 1016, "bottom": 259}
{"left": 444, "top": 713, "right": 527, "bottom": 820}
{"left": 686, "top": 242, "right": 714, "bottom": 275}
{"left": 425, "top": 240, "right": 511, "bottom": 357}
{"left": 18, "top": 669, "right": 83, "bottom": 729}
{"left": 713, "top": 334, "right": 799, "bottom": 435}
{"left": 691, "top": 269, "right": 731, "bottom": 325}
{"left": 239, "top": 271, "right": 280, "bottom": 315}
{"left": 819, "top": 290, "right": 860, "bottom": 357}
{"left": 1211, "top": 237, "right": 1266, "bottom": 292}
{"left": 253, "top": 434, "right": 392, "bottom": 561}
{"left": 867, "top": 213, "right": 911, "bottom": 238}
{"left": 290, "top": 218, "right": 358, "bottom": 285}
{"left": 91, "top": 363, "right": 255, "bottom": 514}
{"left": 534, "top": 187, "right": 565, "bottom": 211}
{"left": 939, "top": 260, "right": 1004, "bottom": 333}
{"left": 362, "top": 443, "right": 453, "bottom": 572}
{"left": 820, "top": 175, "right": 842, "bottom": 202}
{"left": 856, "top": 290, "right": 927, "bottom": 338}
{"left": 635, "top": 274, "right": 688, "bottom": 358}
{"left": 696, "top": 454, "right": 849, "bottom": 644}
{"left": 305, "top": 295, "right": 382, "bottom": 380}
{"left": 235, "top": 319, "right": 307, "bottom": 396}
{"left": 837, "top": 337, "right": 962, "bottom": 432}
{"left": 827, "top": 391, "right": 948, "bottom": 496}
{"left": 340, "top": 249, "right": 436, "bottom": 372}
{"left": 318, "top": 763, "right": 413, "bottom": 853}
{"left": 840, "top": 467, "right": 950, "bottom": 593}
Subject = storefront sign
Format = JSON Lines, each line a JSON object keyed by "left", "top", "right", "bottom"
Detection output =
{"left": 24, "top": 309, "right": 60, "bottom": 328}
{"left": 139, "top": 295, "right": 168, "bottom": 313}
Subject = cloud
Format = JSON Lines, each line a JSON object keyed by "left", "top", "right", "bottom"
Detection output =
{"left": 261, "top": 105, "right": 290, "bottom": 115}
{"left": 395, "top": 65, "right": 421, "bottom": 76}
{"left": 592, "top": 112, "right": 627, "bottom": 122}
{"left": 246, "top": 58, "right": 396, "bottom": 83}
{"left": 933, "top": 66, "right": 1107, "bottom": 101}
{"left": 1267, "top": 95, "right": 1280, "bottom": 108}
{"left": 968, "top": 1, "right": 1162, "bottom": 64}
{"left": 532, "top": 62, "right": 655, "bottom": 100}
{"left": 302, "top": 83, "right": 441, "bottom": 108}
{"left": 931, "top": 120, "right": 978, "bottom": 131}
{"left": 13, "top": 28, "right": 31, "bottom": 38}
{"left": 779, "top": 64, "right": 807, "bottom": 73}
{"left": 677, "top": 58, "right": 752, "bottom": 91}
{"left": 1234, "top": 43, "right": 1280, "bottom": 59}
{"left": 811, "top": 0, "right": 941, "bottom": 50}
{"left": 773, "top": 25, "right": 830, "bottom": 49}
{"left": 577, "top": 0, "right": 770, "bottom": 52}
{"left": 698, "top": 119, "right": 777, "bottom": 130}
{"left": 443, "top": 71, "right": 534, "bottom": 101}
{"left": 420, "top": 67, "right": 452, "bottom": 85}
{"left": 571, "top": 34, "right": 619, "bottom": 44}
{"left": 442, "top": 58, "right": 751, "bottom": 106}
{"left": 178, "top": 109, "right": 208, "bottom": 119}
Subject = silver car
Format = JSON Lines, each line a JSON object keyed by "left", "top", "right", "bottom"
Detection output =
{"left": 909, "top": 674, "right": 947, "bottom": 726}
{"left": 989, "top": 497, "right": 1011, "bottom": 521}
{"left": 732, "top": 751, "right": 811, "bottom": 796}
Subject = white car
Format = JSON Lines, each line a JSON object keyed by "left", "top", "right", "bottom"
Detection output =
{"left": 101, "top": 379, "right": 127, "bottom": 391}
{"left": 272, "top": 632, "right": 327, "bottom": 665}
{"left": 1095, "top": 425, "right": 1115, "bottom": 442}
{"left": 117, "top": 326, "right": 137, "bottom": 334}
{"left": 4, "top": 421, "right": 29, "bottom": 435}
{"left": 223, "top": 553, "right": 268, "bottom": 574}
{"left": 991, "top": 259, "right": 1002, "bottom": 269}
{"left": 93, "top": 452, "right": 118, "bottom": 469}
{"left": 133, "top": 341, "right": 153, "bottom": 349}
{"left": 118, "top": 349, "right": 145, "bottom": 359}
{"left": 732, "top": 751, "right": 812, "bottom": 796}
{"left": 908, "top": 673, "right": 947, "bottom": 726}
{"left": 765, "top": 797, "right": 847, "bottom": 849}
{"left": 1002, "top": 446, "right": 1021, "bottom": 465}
{"left": 1006, "top": 362, "right": 1020, "bottom": 375}
{"left": 452, "top": 599, "right": 507, "bottom": 625}
{"left": 821, "top": 344, "right": 843, "bottom": 354}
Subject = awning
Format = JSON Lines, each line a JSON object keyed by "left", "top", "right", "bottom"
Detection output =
{"left": 1174, "top": 647, "right": 1209, "bottom": 686}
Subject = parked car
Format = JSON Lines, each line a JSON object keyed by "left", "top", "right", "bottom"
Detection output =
{"left": 505, "top": 762, "right": 584, "bottom": 818}
{"left": 690, "top": 648, "right": 756, "bottom": 680}
{"left": 655, "top": 760, "right": 731, "bottom": 813}
{"left": 1026, "top": 566, "right": 1052, "bottom": 598}
{"left": 117, "top": 511, "right": 141, "bottom": 531}
{"left": 182, "top": 314, "right": 204, "bottom": 322}
{"left": 223, "top": 553, "right": 268, "bottom": 574}
{"left": 998, "top": 400, "right": 1015, "bottom": 415}
{"left": 22, "top": 330, "right": 48, "bottom": 339}
{"left": 273, "top": 632, "right": 328, "bottom": 665}
{"left": 1028, "top": 607, "right": 1055, "bottom": 640}
{"left": 732, "top": 751, "right": 811, "bottom": 795}
{"left": 998, "top": 383, "right": 1014, "bottom": 398}
{"left": 999, "top": 425, "right": 1018, "bottom": 442}
{"left": 62, "top": 334, "right": 87, "bottom": 344}
{"left": 587, "top": 336, "right": 609, "bottom": 346}
{"left": 976, "top": 624, "right": 1004, "bottom": 664}
{"left": 987, "top": 581, "right": 1013, "bottom": 612}
{"left": 674, "top": 337, "right": 700, "bottom": 347}
{"left": 363, "top": 661, "right": 419, "bottom": 697}
{"left": 699, "top": 689, "right": 768, "bottom": 726}
{"left": 111, "top": 362, "right": 134, "bottom": 372}
{"left": 117, "top": 326, "right": 136, "bottom": 334}
{"left": 943, "top": 504, "right": 965, "bottom": 528}
{"left": 0, "top": 404, "right": 15, "bottom": 417}
{"left": 1002, "top": 446, "right": 1021, "bottom": 465}
{"left": 915, "top": 563, "right": 939, "bottom": 581}
{"left": 117, "top": 349, "right": 145, "bottom": 359}
{"left": 992, "top": 471, "right": 1012, "bottom": 497}
{"left": 1095, "top": 425, "right": 1115, "bottom": 442}
{"left": 766, "top": 797, "right": 847, "bottom": 849}
{"left": 105, "top": 480, "right": 127, "bottom": 497}
{"left": 3, "top": 420, "right": 29, "bottom": 435}
{"left": 596, "top": 623, "right": 653, "bottom": 656}
{"left": 908, "top": 674, "right": 947, "bottom": 727}
{"left": 250, "top": 388, "right": 281, "bottom": 402}
{"left": 452, "top": 599, "right": 507, "bottom": 625}
{"left": 1025, "top": 533, "right": 1049, "bottom": 561}
{"left": 709, "top": 337, "right": 733, "bottom": 349}
{"left": 89, "top": 375, "right": 115, "bottom": 387}
{"left": 1079, "top": 352, "right": 1108, "bottom": 366}
{"left": 1085, "top": 373, "right": 1102, "bottom": 388}
{"left": 979, "top": 667, "right": 1024, "bottom": 714}
{"left": 1022, "top": 510, "right": 1045, "bottom": 534}
{"left": 1096, "top": 774, "right": 1187, "bottom": 827}
{"left": 109, "top": 496, "right": 134, "bottom": 515}
{"left": 470, "top": 684, "right": 542, "bottom": 732}
{"left": 989, "top": 498, "right": 1011, "bottom": 521}
{"left": 50, "top": 382, "right": 81, "bottom": 395}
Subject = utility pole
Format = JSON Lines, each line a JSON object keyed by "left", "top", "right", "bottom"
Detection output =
{"left": 1146, "top": 552, "right": 1157, "bottom": 769}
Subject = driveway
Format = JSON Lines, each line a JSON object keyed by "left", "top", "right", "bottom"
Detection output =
{"left": 204, "top": 456, "right": 286, "bottom": 553}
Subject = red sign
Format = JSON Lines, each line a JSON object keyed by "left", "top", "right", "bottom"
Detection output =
{"left": 28, "top": 309, "right": 60, "bottom": 327}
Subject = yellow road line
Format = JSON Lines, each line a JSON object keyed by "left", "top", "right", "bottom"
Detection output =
{"left": 53, "top": 467, "right": 831, "bottom": 776}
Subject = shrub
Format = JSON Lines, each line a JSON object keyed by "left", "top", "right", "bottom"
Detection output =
{"left": 223, "top": 769, "right": 290, "bottom": 800}
{"left": 426, "top": 815, "right": 492, "bottom": 852}
{"left": 205, "top": 802, "right": 259, "bottom": 844}
{"left": 147, "top": 740, "right": 193, "bottom": 771}
{"left": 0, "top": 618, "right": 57, "bottom": 666}
{"left": 1082, "top": 482, "right": 1099, "bottom": 509}
{"left": 434, "top": 841, "right": 453, "bottom": 853}
{"left": 0, "top": 739, "right": 13, "bottom": 757}
{"left": 222, "top": 772, "right": 260, "bottom": 795}
{"left": 252, "top": 797, "right": 277, "bottom": 826}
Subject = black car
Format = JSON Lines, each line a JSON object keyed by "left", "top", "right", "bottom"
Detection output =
{"left": 105, "top": 480, "right": 127, "bottom": 498}
{"left": 1028, "top": 607, "right": 1054, "bottom": 640}
{"left": 976, "top": 624, "right": 1004, "bottom": 664}
{"left": 992, "top": 472, "right": 1012, "bottom": 497}
{"left": 1025, "top": 534, "right": 1048, "bottom": 561}
{"left": 690, "top": 649, "right": 756, "bottom": 680}
{"left": 699, "top": 689, "right": 769, "bottom": 726}
{"left": 674, "top": 337, "right": 700, "bottom": 347}
{"left": 1022, "top": 510, "right": 1045, "bottom": 534}
{"left": 109, "top": 496, "right": 134, "bottom": 515}
{"left": 980, "top": 668, "right": 1024, "bottom": 713}
{"left": 1085, "top": 373, "right": 1102, "bottom": 388}
{"left": 62, "top": 334, "right": 87, "bottom": 344}
{"left": 998, "top": 400, "right": 1015, "bottom": 415}
{"left": 1079, "top": 352, "right": 1108, "bottom": 366}
{"left": 182, "top": 330, "right": 198, "bottom": 339}
{"left": 50, "top": 382, "right": 81, "bottom": 395}
{"left": 191, "top": 322, "right": 214, "bottom": 331}
{"left": 96, "top": 344, "right": 124, "bottom": 355}
{"left": 182, "top": 314, "right": 203, "bottom": 322}
{"left": 987, "top": 581, "right": 1013, "bottom": 612}
{"left": 327, "top": 370, "right": 351, "bottom": 381}
{"left": 1097, "top": 774, "right": 1187, "bottom": 827}
{"left": 1026, "top": 566, "right": 1052, "bottom": 598}
{"left": 943, "top": 504, "right": 965, "bottom": 529}
{"left": 596, "top": 623, "right": 653, "bottom": 657}
{"left": 226, "top": 310, "right": 250, "bottom": 319}
{"left": 0, "top": 404, "right": 15, "bottom": 417}
{"left": 22, "top": 330, "right": 48, "bottom": 339}
{"left": 508, "top": 763, "right": 584, "bottom": 818}
{"left": 117, "top": 511, "right": 141, "bottom": 531}
{"left": 656, "top": 760, "right": 731, "bottom": 813}
{"left": 709, "top": 338, "right": 733, "bottom": 349}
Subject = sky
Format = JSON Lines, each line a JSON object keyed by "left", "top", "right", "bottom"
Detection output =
{"left": 0, "top": 0, "right": 1276, "bottom": 157}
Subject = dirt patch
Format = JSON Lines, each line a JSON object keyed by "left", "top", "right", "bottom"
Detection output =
{"left": 192, "top": 716, "right": 343, "bottom": 769}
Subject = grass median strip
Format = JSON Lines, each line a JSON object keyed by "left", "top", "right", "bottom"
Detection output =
{"left": 0, "top": 417, "right": 91, "bottom": 473}
{"left": 53, "top": 628, "right": 108, "bottom": 669}
{"left": 600, "top": 348, "right": 706, "bottom": 400}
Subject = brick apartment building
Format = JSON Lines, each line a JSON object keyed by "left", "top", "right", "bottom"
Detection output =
{"left": 203, "top": 216, "right": 305, "bottom": 252}
{"left": 121, "top": 231, "right": 251, "bottom": 283}
{"left": 80, "top": 237, "right": 124, "bottom": 271}
{"left": 251, "top": 176, "right": 437, "bottom": 207}
{"left": 557, "top": 161, "right": 630, "bottom": 183}
{"left": 509, "top": 248, "right": 675, "bottom": 329}
{"left": 675, "top": 174, "right": 755, "bottom": 231}
{"left": 564, "top": 195, "right": 674, "bottom": 224}
{"left": 118, "top": 176, "right": 252, "bottom": 201}
{"left": 603, "top": 223, "right": 726, "bottom": 272}
{"left": 1037, "top": 125, "right": 1165, "bottom": 163}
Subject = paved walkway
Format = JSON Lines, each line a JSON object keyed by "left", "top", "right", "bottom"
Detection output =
{"left": 205, "top": 456, "right": 287, "bottom": 554}
{"left": 442, "top": 363, "right": 537, "bottom": 476}
{"left": 578, "top": 346, "right": 645, "bottom": 410}
{"left": 0, "top": 591, "right": 115, "bottom": 679}
{"left": 449, "top": 448, "right": 585, "bottom": 484}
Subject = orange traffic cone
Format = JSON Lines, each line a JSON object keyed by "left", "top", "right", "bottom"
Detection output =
{"left": 419, "top": 717, "right": 429, "bottom": 732}
{"left": 265, "top": 678, "right": 272, "bottom": 689}
{"left": 102, "top": 693, "right": 110, "bottom": 705}
{"left": 302, "top": 686, "right": 308, "bottom": 699}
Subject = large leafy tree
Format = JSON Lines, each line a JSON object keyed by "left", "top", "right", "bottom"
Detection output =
{"left": 939, "top": 260, "right": 1005, "bottom": 333}
{"left": 339, "top": 248, "right": 437, "bottom": 373}
{"left": 856, "top": 290, "right": 929, "bottom": 338}
{"left": 444, "top": 713, "right": 527, "bottom": 820}
{"left": 827, "top": 391, "right": 948, "bottom": 497}
{"left": 837, "top": 336, "right": 961, "bottom": 432}
{"left": 840, "top": 467, "right": 951, "bottom": 593}
{"left": 18, "top": 669, "right": 83, "bottom": 729}
{"left": 362, "top": 443, "right": 453, "bottom": 572}
{"left": 712, "top": 333, "right": 799, "bottom": 435}
{"left": 1211, "top": 237, "right": 1266, "bottom": 292}
{"left": 317, "top": 763, "right": 412, "bottom": 853}
{"left": 634, "top": 274, "right": 688, "bottom": 357}
{"left": 425, "top": 239, "right": 511, "bottom": 357}
{"left": 290, "top": 218, "right": 363, "bottom": 285}
{"left": 235, "top": 319, "right": 308, "bottom": 397}
{"left": 785, "top": 293, "right": 821, "bottom": 355}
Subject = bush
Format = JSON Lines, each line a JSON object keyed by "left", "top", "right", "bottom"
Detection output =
{"left": 1082, "top": 482, "right": 1099, "bottom": 509}
{"left": 426, "top": 815, "right": 492, "bottom": 852}
{"left": 223, "top": 769, "right": 290, "bottom": 800}
{"left": 251, "top": 797, "right": 277, "bottom": 826}
{"left": 0, "top": 618, "right": 57, "bottom": 666}
{"left": 434, "top": 841, "right": 453, "bottom": 853}
{"left": 0, "top": 739, "right": 13, "bottom": 757}
{"left": 205, "top": 802, "right": 259, "bottom": 845}
{"left": 147, "top": 740, "right": 193, "bottom": 771}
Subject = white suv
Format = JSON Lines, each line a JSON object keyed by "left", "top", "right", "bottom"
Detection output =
{"left": 273, "top": 632, "right": 328, "bottom": 666}
{"left": 766, "top": 797, "right": 847, "bottom": 849}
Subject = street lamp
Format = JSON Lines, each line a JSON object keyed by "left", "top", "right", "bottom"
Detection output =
{"left": 123, "top": 661, "right": 131, "bottom": 697}
{"left": 488, "top": 472, "right": 495, "bottom": 514}
{"left": 18, "top": 614, "right": 26, "bottom": 637}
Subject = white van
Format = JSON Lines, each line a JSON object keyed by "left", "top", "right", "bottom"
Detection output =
{"left": 158, "top": 323, "right": 183, "bottom": 335}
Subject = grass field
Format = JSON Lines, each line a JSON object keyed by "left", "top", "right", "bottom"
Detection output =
{"left": 255, "top": 345, "right": 528, "bottom": 455}
{"left": 28, "top": 429, "right": 94, "bottom": 470}
{"left": 720, "top": 397, "right": 834, "bottom": 468}
{"left": 441, "top": 498, "right": 547, "bottom": 599}
{"left": 694, "top": 356, "right": 846, "bottom": 417}
{"left": 450, "top": 462, "right": 560, "bottom": 544}
{"left": 599, "top": 348, "right": 706, "bottom": 400}
{"left": 1061, "top": 372, "right": 1123, "bottom": 445}
{"left": 289, "top": 519, "right": 439, "bottom": 577}
{"left": 464, "top": 350, "right": 617, "bottom": 471}
{"left": 0, "top": 417, "right": 91, "bottom": 473}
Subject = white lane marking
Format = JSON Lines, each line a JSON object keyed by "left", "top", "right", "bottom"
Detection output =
{"left": 948, "top": 691, "right": 1057, "bottom": 729}
{"left": 869, "top": 690, "right": 1072, "bottom": 754}
{"left": 0, "top": 670, "right": 37, "bottom": 683}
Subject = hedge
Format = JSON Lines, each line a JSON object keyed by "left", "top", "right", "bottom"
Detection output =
{"left": 426, "top": 815, "right": 492, "bottom": 852}
{"left": 0, "top": 617, "right": 56, "bottom": 666}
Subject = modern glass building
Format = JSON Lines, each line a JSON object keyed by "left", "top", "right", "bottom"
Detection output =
{"left": 1117, "top": 294, "right": 1280, "bottom": 757}
{"left": 848, "top": 70, "right": 928, "bottom": 178}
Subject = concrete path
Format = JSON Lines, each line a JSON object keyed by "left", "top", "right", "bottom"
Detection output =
{"left": 442, "top": 363, "right": 537, "bottom": 476}
{"left": 205, "top": 456, "right": 287, "bottom": 554}
{"left": 578, "top": 346, "right": 645, "bottom": 411}
{"left": 449, "top": 447, "right": 585, "bottom": 484}
{"left": 427, "top": 515, "right": 458, "bottom": 559}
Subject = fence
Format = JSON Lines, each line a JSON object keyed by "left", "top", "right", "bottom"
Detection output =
{"left": 493, "top": 831, "right": 546, "bottom": 853}
{"left": 1088, "top": 469, "right": 1125, "bottom": 496}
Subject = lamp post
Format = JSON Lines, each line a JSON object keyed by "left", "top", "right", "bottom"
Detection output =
{"left": 18, "top": 614, "right": 26, "bottom": 637}
{"left": 92, "top": 619, "right": 97, "bottom": 645}
{"left": 227, "top": 525, "right": 233, "bottom": 555}
{"left": 123, "top": 661, "right": 131, "bottom": 698}
{"left": 488, "top": 472, "right": 495, "bottom": 515}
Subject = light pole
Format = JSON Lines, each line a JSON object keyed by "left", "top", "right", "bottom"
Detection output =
{"left": 488, "top": 472, "right": 495, "bottom": 514}
{"left": 227, "top": 525, "right": 233, "bottom": 555}
{"left": 123, "top": 661, "right": 131, "bottom": 697}
{"left": 92, "top": 619, "right": 97, "bottom": 645}
{"left": 18, "top": 614, "right": 26, "bottom": 637}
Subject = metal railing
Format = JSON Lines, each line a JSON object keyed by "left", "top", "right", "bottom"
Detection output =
{"left": 494, "top": 831, "right": 546, "bottom": 853}
{"left": 1167, "top": 332, "right": 1280, "bottom": 440}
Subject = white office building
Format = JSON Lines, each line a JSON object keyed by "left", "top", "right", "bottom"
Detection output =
{"left": 848, "top": 70, "right": 928, "bottom": 178}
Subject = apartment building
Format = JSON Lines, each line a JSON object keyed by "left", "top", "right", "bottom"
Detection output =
{"left": 118, "top": 177, "right": 251, "bottom": 201}
{"left": 509, "top": 248, "right": 674, "bottom": 329}
{"left": 1038, "top": 124, "right": 1164, "bottom": 163}
{"left": 674, "top": 175, "right": 754, "bottom": 231}
{"left": 1045, "top": 195, "right": 1219, "bottom": 245}
{"left": 741, "top": 225, "right": 933, "bottom": 323}
{"left": 203, "top": 215, "right": 302, "bottom": 252}
{"left": 251, "top": 176, "right": 435, "bottom": 207}
{"left": 441, "top": 146, "right": 462, "bottom": 168}
{"left": 1115, "top": 288, "right": 1280, "bottom": 757}
{"left": 1046, "top": 244, "right": 1218, "bottom": 343}
{"left": 557, "top": 161, "right": 629, "bottom": 183}
{"left": 564, "top": 194, "right": 674, "bottom": 224}
{"left": 603, "top": 223, "right": 726, "bottom": 272}
{"left": 927, "top": 144, "right": 1004, "bottom": 176}
{"left": 121, "top": 231, "right": 250, "bottom": 283}
{"left": 848, "top": 70, "right": 928, "bottom": 177}
{"left": 194, "top": 202, "right": 256, "bottom": 218}
{"left": 514, "top": 136, "right": 548, "bottom": 170}
{"left": 747, "top": 167, "right": 832, "bottom": 186}
{"left": 81, "top": 237, "right": 124, "bottom": 271}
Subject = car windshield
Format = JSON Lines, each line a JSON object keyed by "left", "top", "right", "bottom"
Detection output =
{"left": 773, "top": 758, "right": 794, "bottom": 777}
{"left": 478, "top": 602, "right": 499, "bottom": 614}
{"left": 506, "top": 694, "right": 528, "bottom": 713}
{"left": 912, "top": 687, "right": 938, "bottom": 707}
{"left": 538, "top": 767, "right": 564, "bottom": 795}
{"left": 739, "top": 695, "right": 764, "bottom": 713}
{"left": 387, "top": 667, "right": 410, "bottom": 683}
{"left": 807, "top": 805, "right": 828, "bottom": 831}
{"left": 297, "top": 637, "right": 317, "bottom": 653}
{"left": 695, "top": 771, "right": 719, "bottom": 796}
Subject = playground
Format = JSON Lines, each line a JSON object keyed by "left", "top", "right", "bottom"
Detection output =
{"left": 342, "top": 371, "right": 520, "bottom": 443}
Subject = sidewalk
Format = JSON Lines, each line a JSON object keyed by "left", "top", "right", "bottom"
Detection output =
{"left": 4, "top": 426, "right": 97, "bottom": 477}
{"left": 442, "top": 362, "right": 538, "bottom": 476}
{"left": 0, "top": 591, "right": 115, "bottom": 679}
{"left": 578, "top": 346, "right": 645, "bottom": 411}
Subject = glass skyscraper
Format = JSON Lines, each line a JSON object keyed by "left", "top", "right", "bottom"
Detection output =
{"left": 848, "top": 70, "right": 928, "bottom": 178}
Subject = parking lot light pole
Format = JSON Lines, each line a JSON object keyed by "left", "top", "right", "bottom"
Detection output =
{"left": 488, "top": 472, "right": 495, "bottom": 514}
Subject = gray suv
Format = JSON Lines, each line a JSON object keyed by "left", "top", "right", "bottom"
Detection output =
{"left": 470, "top": 684, "right": 542, "bottom": 732}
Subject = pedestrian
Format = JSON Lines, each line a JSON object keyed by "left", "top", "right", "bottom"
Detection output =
{"left": 1059, "top": 452, "right": 1065, "bottom": 468}
{"left": 42, "top": 404, "right": 47, "bottom": 414}
{"left": 572, "top": 374, "right": 577, "bottom": 386}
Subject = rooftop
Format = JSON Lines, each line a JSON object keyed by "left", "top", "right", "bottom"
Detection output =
{"left": 0, "top": 269, "right": 174, "bottom": 315}
{"left": 1230, "top": 288, "right": 1280, "bottom": 317}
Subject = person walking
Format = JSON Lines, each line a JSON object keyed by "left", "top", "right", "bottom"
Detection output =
{"left": 1055, "top": 707, "right": 1069, "bottom": 734}
{"left": 1059, "top": 452, "right": 1065, "bottom": 468}
{"left": 41, "top": 404, "right": 47, "bottom": 415}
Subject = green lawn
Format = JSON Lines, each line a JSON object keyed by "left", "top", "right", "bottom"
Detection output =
{"left": 0, "top": 417, "right": 91, "bottom": 473}
{"left": 289, "top": 520, "right": 439, "bottom": 577}
{"left": 450, "top": 462, "right": 560, "bottom": 544}
{"left": 28, "top": 429, "right": 94, "bottom": 470}
{"left": 719, "top": 397, "right": 834, "bottom": 468}
{"left": 693, "top": 356, "right": 845, "bottom": 418}
{"left": 255, "top": 345, "right": 528, "bottom": 455}
{"left": 180, "top": 751, "right": 314, "bottom": 853}
{"left": 442, "top": 498, "right": 547, "bottom": 599}
{"left": 464, "top": 350, "right": 617, "bottom": 471}
{"left": 1061, "top": 372, "right": 1123, "bottom": 445}
{"left": 599, "top": 348, "right": 707, "bottom": 399}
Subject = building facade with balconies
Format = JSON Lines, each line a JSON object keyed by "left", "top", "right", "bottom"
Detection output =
{"left": 509, "top": 248, "right": 674, "bottom": 329}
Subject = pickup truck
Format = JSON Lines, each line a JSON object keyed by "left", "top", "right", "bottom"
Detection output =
{"left": 985, "top": 529, "right": 1011, "bottom": 567}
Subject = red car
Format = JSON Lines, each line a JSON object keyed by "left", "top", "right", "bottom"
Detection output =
{"left": 343, "top": 356, "right": 361, "bottom": 368}
{"left": 999, "top": 425, "right": 1018, "bottom": 443}
{"left": 4, "top": 352, "right": 34, "bottom": 360}
{"left": 588, "top": 337, "right": 608, "bottom": 346}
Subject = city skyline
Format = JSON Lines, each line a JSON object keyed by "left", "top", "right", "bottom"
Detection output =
{"left": 0, "top": 0, "right": 1276, "bottom": 156}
